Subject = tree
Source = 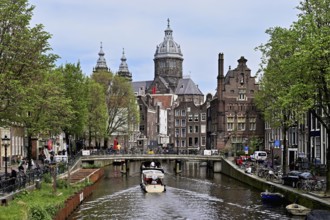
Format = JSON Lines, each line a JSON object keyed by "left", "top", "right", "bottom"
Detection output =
{"left": 0, "top": 0, "right": 60, "bottom": 167}
{"left": 256, "top": 0, "right": 330, "bottom": 193}
{"left": 255, "top": 26, "right": 308, "bottom": 173}
{"left": 91, "top": 70, "right": 113, "bottom": 147}
{"left": 20, "top": 70, "right": 72, "bottom": 167}
{"left": 86, "top": 79, "right": 107, "bottom": 148}
{"left": 91, "top": 71, "right": 139, "bottom": 149}
{"left": 58, "top": 63, "right": 89, "bottom": 154}
{"left": 106, "top": 75, "right": 139, "bottom": 150}
{"left": 0, "top": 0, "right": 58, "bottom": 120}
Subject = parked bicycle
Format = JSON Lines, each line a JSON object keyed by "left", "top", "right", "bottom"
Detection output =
{"left": 297, "top": 179, "right": 326, "bottom": 192}
{"left": 265, "top": 169, "right": 283, "bottom": 183}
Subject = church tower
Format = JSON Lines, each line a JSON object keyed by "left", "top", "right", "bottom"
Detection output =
{"left": 151, "top": 19, "right": 183, "bottom": 93}
{"left": 117, "top": 48, "right": 132, "bottom": 81}
{"left": 93, "top": 42, "right": 110, "bottom": 73}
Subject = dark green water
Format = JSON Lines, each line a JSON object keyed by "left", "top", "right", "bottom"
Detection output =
{"left": 69, "top": 161, "right": 303, "bottom": 220}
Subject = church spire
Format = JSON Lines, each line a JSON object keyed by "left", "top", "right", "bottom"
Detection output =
{"left": 93, "top": 42, "right": 110, "bottom": 72}
{"left": 117, "top": 48, "right": 132, "bottom": 81}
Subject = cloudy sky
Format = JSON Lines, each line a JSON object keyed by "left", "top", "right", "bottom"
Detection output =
{"left": 29, "top": 0, "right": 300, "bottom": 94}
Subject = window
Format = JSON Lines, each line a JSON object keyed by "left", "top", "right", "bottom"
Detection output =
{"left": 175, "top": 109, "right": 180, "bottom": 116}
{"left": 188, "top": 114, "right": 193, "bottom": 122}
{"left": 227, "top": 117, "right": 234, "bottom": 131}
{"left": 238, "top": 122, "right": 245, "bottom": 131}
{"left": 201, "top": 125, "right": 206, "bottom": 133}
{"left": 201, "top": 136, "right": 206, "bottom": 146}
{"left": 175, "top": 128, "right": 180, "bottom": 137}
{"left": 175, "top": 119, "right": 180, "bottom": 127}
{"left": 188, "top": 137, "right": 193, "bottom": 147}
{"left": 250, "top": 118, "right": 256, "bottom": 131}
{"left": 181, "top": 119, "right": 186, "bottom": 127}
{"left": 315, "top": 136, "right": 321, "bottom": 158}
{"left": 227, "top": 123, "right": 234, "bottom": 131}
{"left": 181, "top": 109, "right": 186, "bottom": 116}
{"left": 238, "top": 117, "right": 245, "bottom": 131}
{"left": 181, "top": 140, "right": 186, "bottom": 147}
{"left": 195, "top": 126, "right": 199, "bottom": 133}
{"left": 182, "top": 128, "right": 186, "bottom": 137}
{"left": 194, "top": 137, "right": 199, "bottom": 147}
{"left": 139, "top": 125, "right": 145, "bottom": 132}
{"left": 194, "top": 114, "right": 199, "bottom": 122}
{"left": 189, "top": 126, "right": 193, "bottom": 133}
{"left": 201, "top": 113, "right": 206, "bottom": 121}
{"left": 238, "top": 89, "right": 246, "bottom": 101}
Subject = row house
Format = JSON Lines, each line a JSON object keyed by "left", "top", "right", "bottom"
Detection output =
{"left": 208, "top": 53, "right": 265, "bottom": 155}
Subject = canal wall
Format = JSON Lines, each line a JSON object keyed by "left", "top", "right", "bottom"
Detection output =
{"left": 53, "top": 168, "right": 104, "bottom": 220}
{"left": 220, "top": 157, "right": 330, "bottom": 210}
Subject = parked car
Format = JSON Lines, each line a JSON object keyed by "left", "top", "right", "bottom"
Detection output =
{"left": 250, "top": 151, "right": 267, "bottom": 162}
{"left": 281, "top": 171, "right": 316, "bottom": 188}
{"left": 281, "top": 170, "right": 302, "bottom": 187}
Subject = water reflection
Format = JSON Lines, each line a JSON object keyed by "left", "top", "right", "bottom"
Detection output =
{"left": 69, "top": 161, "right": 300, "bottom": 220}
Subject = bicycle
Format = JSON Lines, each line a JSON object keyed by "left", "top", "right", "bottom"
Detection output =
{"left": 265, "top": 169, "right": 283, "bottom": 183}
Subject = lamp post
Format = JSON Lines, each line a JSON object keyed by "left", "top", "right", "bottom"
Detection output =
{"left": 176, "top": 130, "right": 179, "bottom": 155}
{"left": 2, "top": 135, "right": 10, "bottom": 178}
{"left": 269, "top": 139, "right": 274, "bottom": 168}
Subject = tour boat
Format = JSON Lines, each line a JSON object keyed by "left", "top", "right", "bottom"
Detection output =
{"left": 260, "top": 190, "right": 284, "bottom": 203}
{"left": 286, "top": 203, "right": 311, "bottom": 216}
{"left": 140, "top": 161, "right": 166, "bottom": 193}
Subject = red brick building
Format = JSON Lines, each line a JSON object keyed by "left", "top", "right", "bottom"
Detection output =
{"left": 208, "top": 53, "right": 264, "bottom": 154}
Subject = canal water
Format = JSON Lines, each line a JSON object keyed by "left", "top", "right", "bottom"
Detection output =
{"left": 69, "top": 161, "right": 303, "bottom": 220}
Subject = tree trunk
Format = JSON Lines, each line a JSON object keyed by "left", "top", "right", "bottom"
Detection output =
{"left": 27, "top": 135, "right": 33, "bottom": 169}
{"left": 326, "top": 131, "right": 330, "bottom": 195}
{"left": 282, "top": 126, "right": 288, "bottom": 175}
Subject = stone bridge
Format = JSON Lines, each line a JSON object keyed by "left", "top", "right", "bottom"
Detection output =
{"left": 80, "top": 154, "right": 222, "bottom": 173}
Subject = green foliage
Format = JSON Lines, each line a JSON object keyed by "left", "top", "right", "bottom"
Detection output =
{"left": 58, "top": 63, "right": 89, "bottom": 138}
{"left": 29, "top": 205, "right": 52, "bottom": 220}
{"left": 57, "top": 162, "right": 67, "bottom": 173}
{"left": 256, "top": 0, "right": 330, "bottom": 178}
{"left": 86, "top": 79, "right": 108, "bottom": 146}
{"left": 82, "top": 163, "right": 101, "bottom": 169}
{"left": 0, "top": 0, "right": 58, "bottom": 126}
{"left": 56, "top": 178, "right": 68, "bottom": 189}
{"left": 43, "top": 173, "right": 52, "bottom": 183}
{"left": 107, "top": 75, "right": 139, "bottom": 137}
{"left": 0, "top": 182, "right": 87, "bottom": 219}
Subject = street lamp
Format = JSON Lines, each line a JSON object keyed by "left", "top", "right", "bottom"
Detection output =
{"left": 176, "top": 129, "right": 179, "bottom": 155}
{"left": 269, "top": 139, "right": 274, "bottom": 168}
{"left": 2, "top": 135, "right": 10, "bottom": 178}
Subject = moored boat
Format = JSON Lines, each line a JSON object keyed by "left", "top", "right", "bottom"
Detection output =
{"left": 260, "top": 190, "right": 284, "bottom": 203}
{"left": 140, "top": 161, "right": 166, "bottom": 193}
{"left": 286, "top": 203, "right": 311, "bottom": 216}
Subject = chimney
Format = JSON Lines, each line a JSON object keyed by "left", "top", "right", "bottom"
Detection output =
{"left": 218, "top": 53, "right": 224, "bottom": 79}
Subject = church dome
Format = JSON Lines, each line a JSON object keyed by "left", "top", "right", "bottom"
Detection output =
{"left": 154, "top": 19, "right": 183, "bottom": 60}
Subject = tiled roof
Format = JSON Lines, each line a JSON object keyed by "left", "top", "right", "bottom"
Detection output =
{"left": 151, "top": 94, "right": 176, "bottom": 109}
{"left": 132, "top": 80, "right": 153, "bottom": 94}
{"left": 175, "top": 78, "right": 203, "bottom": 95}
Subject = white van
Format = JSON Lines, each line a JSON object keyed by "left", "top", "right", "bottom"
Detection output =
{"left": 251, "top": 151, "right": 267, "bottom": 162}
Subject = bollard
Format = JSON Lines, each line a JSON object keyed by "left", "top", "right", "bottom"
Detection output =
{"left": 35, "top": 179, "right": 41, "bottom": 190}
